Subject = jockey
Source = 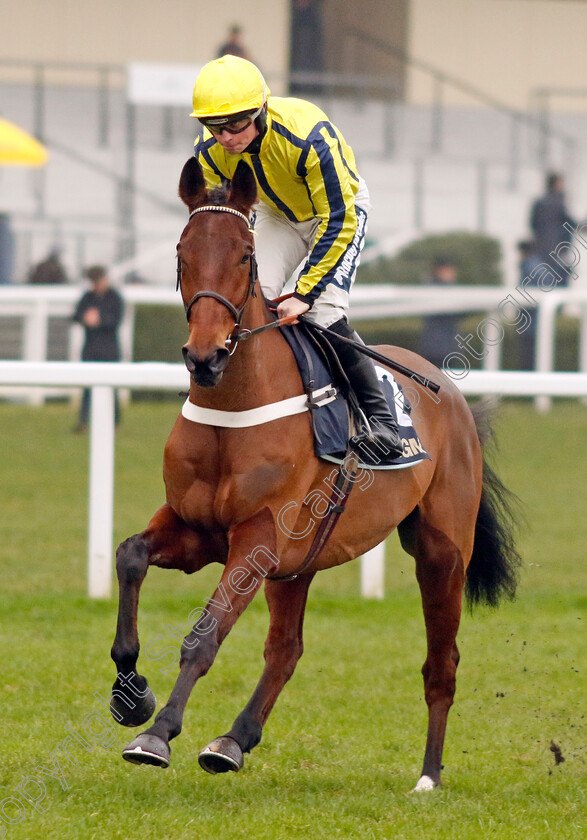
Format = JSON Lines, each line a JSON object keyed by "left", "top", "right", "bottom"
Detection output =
{"left": 191, "top": 54, "right": 403, "bottom": 458}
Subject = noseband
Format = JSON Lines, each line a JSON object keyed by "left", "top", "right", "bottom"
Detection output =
{"left": 176, "top": 205, "right": 258, "bottom": 351}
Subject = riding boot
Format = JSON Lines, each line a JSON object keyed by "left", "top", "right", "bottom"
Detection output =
{"left": 327, "top": 318, "right": 404, "bottom": 459}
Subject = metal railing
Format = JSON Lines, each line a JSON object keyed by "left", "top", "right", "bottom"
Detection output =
{"left": 2, "top": 282, "right": 586, "bottom": 414}
{"left": 346, "top": 29, "right": 577, "bottom": 180}
{"left": 529, "top": 86, "right": 587, "bottom": 167}
{"left": 0, "top": 58, "right": 125, "bottom": 146}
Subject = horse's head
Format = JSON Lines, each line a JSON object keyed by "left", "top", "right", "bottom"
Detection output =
{"left": 177, "top": 158, "right": 258, "bottom": 387}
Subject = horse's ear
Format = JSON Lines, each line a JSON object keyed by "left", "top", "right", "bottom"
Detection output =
{"left": 179, "top": 157, "right": 207, "bottom": 210}
{"left": 228, "top": 161, "right": 257, "bottom": 213}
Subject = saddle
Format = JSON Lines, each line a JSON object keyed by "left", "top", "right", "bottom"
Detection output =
{"left": 278, "top": 320, "right": 430, "bottom": 470}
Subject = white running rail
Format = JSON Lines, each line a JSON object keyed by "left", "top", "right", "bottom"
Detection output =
{"left": 1, "top": 360, "right": 587, "bottom": 599}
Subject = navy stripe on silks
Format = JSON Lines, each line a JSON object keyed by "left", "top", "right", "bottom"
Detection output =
{"left": 267, "top": 120, "right": 353, "bottom": 226}
{"left": 249, "top": 155, "right": 299, "bottom": 222}
{"left": 272, "top": 120, "right": 336, "bottom": 215}
{"left": 248, "top": 119, "right": 305, "bottom": 221}
{"left": 296, "top": 124, "right": 347, "bottom": 289}
{"left": 271, "top": 120, "right": 307, "bottom": 149}
{"left": 322, "top": 123, "right": 359, "bottom": 183}
{"left": 271, "top": 121, "right": 318, "bottom": 214}
{"left": 296, "top": 122, "right": 359, "bottom": 184}
{"left": 194, "top": 137, "right": 225, "bottom": 182}
{"left": 305, "top": 206, "right": 368, "bottom": 302}
{"left": 294, "top": 122, "right": 317, "bottom": 174}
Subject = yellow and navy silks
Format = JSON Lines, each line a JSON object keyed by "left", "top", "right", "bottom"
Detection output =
{"left": 193, "top": 96, "right": 361, "bottom": 305}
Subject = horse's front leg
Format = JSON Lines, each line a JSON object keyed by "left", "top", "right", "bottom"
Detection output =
{"left": 110, "top": 503, "right": 217, "bottom": 728}
{"left": 198, "top": 571, "right": 315, "bottom": 774}
{"left": 121, "top": 506, "right": 279, "bottom": 768}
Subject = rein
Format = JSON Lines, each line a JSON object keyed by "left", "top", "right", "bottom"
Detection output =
{"left": 302, "top": 320, "right": 441, "bottom": 395}
{"left": 223, "top": 312, "right": 441, "bottom": 396}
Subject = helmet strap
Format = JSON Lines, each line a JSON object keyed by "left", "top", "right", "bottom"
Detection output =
{"left": 242, "top": 105, "right": 268, "bottom": 154}
{"left": 255, "top": 104, "right": 268, "bottom": 136}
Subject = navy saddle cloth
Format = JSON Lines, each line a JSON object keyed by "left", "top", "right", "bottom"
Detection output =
{"left": 279, "top": 323, "right": 430, "bottom": 470}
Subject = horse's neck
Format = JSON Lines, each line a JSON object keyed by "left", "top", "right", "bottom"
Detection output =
{"left": 189, "top": 294, "right": 301, "bottom": 411}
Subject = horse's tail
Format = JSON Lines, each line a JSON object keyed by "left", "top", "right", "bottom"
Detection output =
{"left": 465, "top": 401, "right": 523, "bottom": 609}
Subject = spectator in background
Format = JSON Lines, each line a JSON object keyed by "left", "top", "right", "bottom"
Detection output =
{"left": 28, "top": 246, "right": 68, "bottom": 284}
{"left": 517, "top": 240, "right": 542, "bottom": 370}
{"left": 72, "top": 265, "right": 124, "bottom": 432}
{"left": 290, "top": 0, "right": 324, "bottom": 95}
{"left": 530, "top": 172, "right": 576, "bottom": 286}
{"left": 216, "top": 24, "right": 250, "bottom": 60}
{"left": 419, "top": 256, "right": 460, "bottom": 369}
{"left": 0, "top": 212, "right": 15, "bottom": 284}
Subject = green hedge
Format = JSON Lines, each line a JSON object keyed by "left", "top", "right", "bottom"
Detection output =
{"left": 356, "top": 315, "right": 580, "bottom": 371}
{"left": 133, "top": 304, "right": 187, "bottom": 363}
{"left": 358, "top": 230, "right": 503, "bottom": 286}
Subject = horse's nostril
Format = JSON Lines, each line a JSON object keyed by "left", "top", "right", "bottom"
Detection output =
{"left": 182, "top": 346, "right": 196, "bottom": 373}
{"left": 182, "top": 346, "right": 230, "bottom": 386}
{"left": 207, "top": 349, "right": 229, "bottom": 373}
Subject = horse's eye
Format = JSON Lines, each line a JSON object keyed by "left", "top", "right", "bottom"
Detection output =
{"left": 240, "top": 254, "right": 250, "bottom": 265}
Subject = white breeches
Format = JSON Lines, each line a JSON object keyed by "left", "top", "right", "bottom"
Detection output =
{"left": 254, "top": 176, "right": 372, "bottom": 328}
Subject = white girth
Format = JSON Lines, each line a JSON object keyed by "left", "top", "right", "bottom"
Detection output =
{"left": 181, "top": 384, "right": 336, "bottom": 429}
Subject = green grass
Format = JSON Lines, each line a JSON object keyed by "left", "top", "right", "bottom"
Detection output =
{"left": 0, "top": 399, "right": 586, "bottom": 839}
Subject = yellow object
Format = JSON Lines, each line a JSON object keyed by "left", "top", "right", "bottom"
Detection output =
{"left": 194, "top": 96, "right": 359, "bottom": 302}
{"left": 191, "top": 55, "right": 270, "bottom": 119}
{"left": 0, "top": 118, "right": 48, "bottom": 166}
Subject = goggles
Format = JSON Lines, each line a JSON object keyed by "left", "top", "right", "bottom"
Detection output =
{"left": 200, "top": 105, "right": 263, "bottom": 136}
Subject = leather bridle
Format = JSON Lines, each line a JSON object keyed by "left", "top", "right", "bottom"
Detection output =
{"left": 176, "top": 205, "right": 258, "bottom": 351}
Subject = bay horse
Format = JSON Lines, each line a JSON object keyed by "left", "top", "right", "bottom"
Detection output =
{"left": 110, "top": 157, "right": 520, "bottom": 791}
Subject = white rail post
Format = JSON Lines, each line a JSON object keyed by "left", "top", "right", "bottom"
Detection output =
{"left": 482, "top": 309, "right": 502, "bottom": 409}
{"left": 580, "top": 301, "right": 587, "bottom": 407}
{"left": 23, "top": 299, "right": 49, "bottom": 406}
{"left": 535, "top": 298, "right": 558, "bottom": 413}
{"left": 88, "top": 385, "right": 115, "bottom": 598}
{"left": 482, "top": 310, "right": 502, "bottom": 373}
{"left": 361, "top": 541, "right": 385, "bottom": 599}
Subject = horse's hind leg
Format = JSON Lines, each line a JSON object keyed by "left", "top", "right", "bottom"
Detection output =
{"left": 398, "top": 507, "right": 468, "bottom": 791}
{"left": 110, "top": 503, "right": 214, "bottom": 728}
{"left": 198, "top": 572, "right": 315, "bottom": 774}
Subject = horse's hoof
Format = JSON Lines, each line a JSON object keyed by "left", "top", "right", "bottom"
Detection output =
{"left": 122, "top": 734, "right": 170, "bottom": 768}
{"left": 412, "top": 775, "right": 437, "bottom": 792}
{"left": 198, "top": 736, "right": 244, "bottom": 775}
{"left": 110, "top": 685, "right": 157, "bottom": 727}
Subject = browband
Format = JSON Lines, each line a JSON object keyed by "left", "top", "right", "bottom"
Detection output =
{"left": 189, "top": 205, "right": 254, "bottom": 232}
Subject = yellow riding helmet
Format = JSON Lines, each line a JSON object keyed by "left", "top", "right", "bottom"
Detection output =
{"left": 191, "top": 55, "right": 270, "bottom": 119}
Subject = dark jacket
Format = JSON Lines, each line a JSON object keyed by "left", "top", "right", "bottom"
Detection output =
{"left": 29, "top": 256, "right": 68, "bottom": 285}
{"left": 419, "top": 279, "right": 460, "bottom": 368}
{"left": 530, "top": 192, "right": 576, "bottom": 260}
{"left": 73, "top": 288, "right": 124, "bottom": 361}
